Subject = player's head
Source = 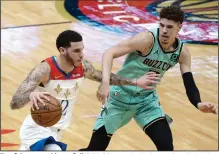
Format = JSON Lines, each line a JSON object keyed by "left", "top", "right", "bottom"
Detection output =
{"left": 159, "top": 5, "right": 184, "bottom": 44}
{"left": 56, "top": 30, "right": 84, "bottom": 67}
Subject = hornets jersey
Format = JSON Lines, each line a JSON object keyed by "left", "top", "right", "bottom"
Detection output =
{"left": 112, "top": 28, "right": 183, "bottom": 94}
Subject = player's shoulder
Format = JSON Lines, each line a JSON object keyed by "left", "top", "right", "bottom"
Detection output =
{"left": 133, "top": 30, "right": 154, "bottom": 41}
{"left": 34, "top": 61, "right": 51, "bottom": 72}
{"left": 82, "top": 59, "right": 94, "bottom": 73}
{"left": 179, "top": 44, "right": 191, "bottom": 63}
{"left": 129, "top": 30, "right": 154, "bottom": 50}
{"left": 181, "top": 44, "right": 190, "bottom": 55}
{"left": 41, "top": 56, "right": 54, "bottom": 65}
{"left": 38, "top": 60, "right": 51, "bottom": 72}
{"left": 40, "top": 56, "right": 59, "bottom": 72}
{"left": 30, "top": 60, "right": 51, "bottom": 81}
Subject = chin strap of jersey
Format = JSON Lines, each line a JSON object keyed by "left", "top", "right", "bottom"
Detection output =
{"left": 182, "top": 72, "right": 201, "bottom": 109}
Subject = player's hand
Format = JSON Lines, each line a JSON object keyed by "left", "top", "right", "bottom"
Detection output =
{"left": 96, "top": 82, "right": 110, "bottom": 104}
{"left": 29, "top": 92, "right": 50, "bottom": 111}
{"left": 197, "top": 102, "right": 217, "bottom": 114}
{"left": 136, "top": 72, "right": 160, "bottom": 89}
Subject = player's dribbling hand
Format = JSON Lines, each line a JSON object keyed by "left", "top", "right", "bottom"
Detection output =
{"left": 197, "top": 102, "right": 217, "bottom": 114}
{"left": 29, "top": 92, "right": 51, "bottom": 111}
{"left": 96, "top": 82, "right": 110, "bottom": 104}
{"left": 136, "top": 72, "right": 160, "bottom": 89}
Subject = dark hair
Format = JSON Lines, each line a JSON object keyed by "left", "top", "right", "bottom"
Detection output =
{"left": 56, "top": 30, "right": 83, "bottom": 50}
{"left": 159, "top": 5, "right": 184, "bottom": 24}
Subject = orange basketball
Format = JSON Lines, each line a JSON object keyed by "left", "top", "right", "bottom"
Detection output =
{"left": 31, "top": 95, "right": 62, "bottom": 127}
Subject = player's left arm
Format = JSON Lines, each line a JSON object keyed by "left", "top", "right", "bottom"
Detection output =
{"left": 179, "top": 45, "right": 217, "bottom": 114}
{"left": 82, "top": 59, "right": 135, "bottom": 86}
{"left": 82, "top": 59, "right": 159, "bottom": 88}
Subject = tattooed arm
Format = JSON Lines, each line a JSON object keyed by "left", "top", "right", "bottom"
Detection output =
{"left": 83, "top": 59, "right": 136, "bottom": 86}
{"left": 83, "top": 59, "right": 159, "bottom": 103}
{"left": 10, "top": 62, "right": 50, "bottom": 110}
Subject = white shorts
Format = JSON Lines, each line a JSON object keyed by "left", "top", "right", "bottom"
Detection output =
{"left": 19, "top": 115, "right": 63, "bottom": 150}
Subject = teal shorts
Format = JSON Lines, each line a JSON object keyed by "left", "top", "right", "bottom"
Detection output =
{"left": 93, "top": 86, "right": 166, "bottom": 135}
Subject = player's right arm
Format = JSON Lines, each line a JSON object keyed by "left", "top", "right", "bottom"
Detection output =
{"left": 97, "top": 31, "right": 154, "bottom": 103}
{"left": 101, "top": 31, "right": 154, "bottom": 85}
{"left": 10, "top": 62, "right": 51, "bottom": 110}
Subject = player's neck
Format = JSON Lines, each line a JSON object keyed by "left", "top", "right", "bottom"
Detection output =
{"left": 56, "top": 56, "right": 74, "bottom": 74}
{"left": 160, "top": 38, "right": 176, "bottom": 52}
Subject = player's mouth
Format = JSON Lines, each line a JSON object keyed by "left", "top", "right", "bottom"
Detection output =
{"left": 161, "top": 35, "right": 169, "bottom": 42}
{"left": 162, "top": 35, "right": 169, "bottom": 38}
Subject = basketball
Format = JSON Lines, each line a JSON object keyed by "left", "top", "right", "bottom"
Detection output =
{"left": 31, "top": 95, "right": 62, "bottom": 127}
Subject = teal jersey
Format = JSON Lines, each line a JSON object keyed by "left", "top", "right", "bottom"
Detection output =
{"left": 112, "top": 28, "right": 183, "bottom": 94}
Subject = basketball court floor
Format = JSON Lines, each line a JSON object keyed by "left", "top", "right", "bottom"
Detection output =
{"left": 1, "top": 0, "right": 218, "bottom": 151}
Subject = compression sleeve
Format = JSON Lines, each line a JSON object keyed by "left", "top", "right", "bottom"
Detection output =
{"left": 182, "top": 72, "right": 201, "bottom": 108}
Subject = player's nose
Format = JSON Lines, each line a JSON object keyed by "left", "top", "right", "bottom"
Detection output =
{"left": 80, "top": 52, "right": 84, "bottom": 58}
{"left": 162, "top": 27, "right": 167, "bottom": 34}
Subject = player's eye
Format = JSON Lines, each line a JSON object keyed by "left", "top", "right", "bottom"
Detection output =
{"left": 74, "top": 49, "right": 81, "bottom": 53}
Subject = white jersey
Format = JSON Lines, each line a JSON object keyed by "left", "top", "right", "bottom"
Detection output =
{"left": 19, "top": 56, "right": 85, "bottom": 149}
{"left": 39, "top": 56, "right": 85, "bottom": 129}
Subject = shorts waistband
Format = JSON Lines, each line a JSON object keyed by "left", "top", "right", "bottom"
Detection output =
{"left": 111, "top": 90, "right": 155, "bottom": 96}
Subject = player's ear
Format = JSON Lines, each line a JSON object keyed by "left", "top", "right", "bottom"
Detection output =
{"left": 59, "top": 47, "right": 66, "bottom": 55}
{"left": 178, "top": 23, "right": 182, "bottom": 32}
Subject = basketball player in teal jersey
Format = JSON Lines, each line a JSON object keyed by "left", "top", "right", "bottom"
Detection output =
{"left": 80, "top": 5, "right": 217, "bottom": 151}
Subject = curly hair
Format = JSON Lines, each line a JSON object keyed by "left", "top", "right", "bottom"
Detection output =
{"left": 159, "top": 5, "right": 184, "bottom": 24}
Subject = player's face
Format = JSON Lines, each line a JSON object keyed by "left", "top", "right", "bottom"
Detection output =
{"left": 159, "top": 18, "right": 181, "bottom": 44}
{"left": 65, "top": 41, "right": 84, "bottom": 67}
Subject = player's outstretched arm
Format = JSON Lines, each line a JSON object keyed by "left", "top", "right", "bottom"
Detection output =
{"left": 83, "top": 59, "right": 135, "bottom": 86}
{"left": 179, "top": 45, "right": 217, "bottom": 114}
{"left": 83, "top": 59, "right": 160, "bottom": 88}
{"left": 101, "top": 31, "right": 153, "bottom": 85}
{"left": 10, "top": 62, "right": 50, "bottom": 110}
{"left": 96, "top": 31, "right": 154, "bottom": 103}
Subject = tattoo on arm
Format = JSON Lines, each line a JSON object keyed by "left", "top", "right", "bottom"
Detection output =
{"left": 83, "top": 60, "right": 135, "bottom": 86}
{"left": 10, "top": 62, "right": 50, "bottom": 110}
{"left": 109, "top": 72, "right": 135, "bottom": 86}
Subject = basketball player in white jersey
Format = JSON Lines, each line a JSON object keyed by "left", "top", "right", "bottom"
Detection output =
{"left": 10, "top": 30, "right": 160, "bottom": 151}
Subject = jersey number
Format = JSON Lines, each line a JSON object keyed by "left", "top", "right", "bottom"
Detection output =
{"left": 61, "top": 100, "right": 69, "bottom": 115}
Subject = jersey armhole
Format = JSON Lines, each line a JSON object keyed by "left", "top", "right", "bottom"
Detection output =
{"left": 147, "top": 31, "right": 155, "bottom": 55}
